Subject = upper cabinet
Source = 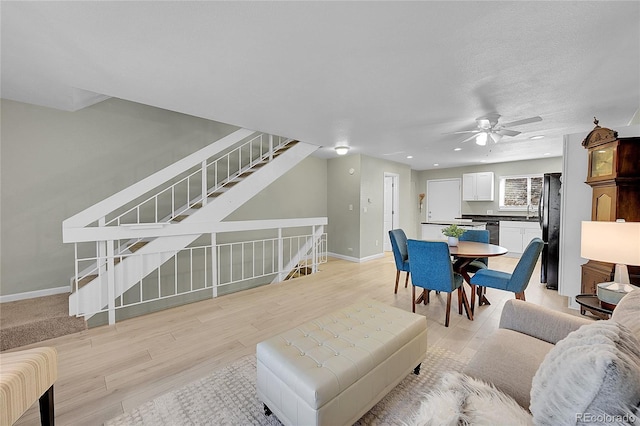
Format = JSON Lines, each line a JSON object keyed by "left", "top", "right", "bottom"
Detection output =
{"left": 462, "top": 172, "right": 495, "bottom": 201}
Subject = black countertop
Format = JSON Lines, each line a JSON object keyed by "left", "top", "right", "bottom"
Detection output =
{"left": 460, "top": 214, "right": 539, "bottom": 223}
{"left": 421, "top": 220, "right": 487, "bottom": 226}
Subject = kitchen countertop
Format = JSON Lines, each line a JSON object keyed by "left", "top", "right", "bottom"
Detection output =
{"left": 460, "top": 214, "right": 539, "bottom": 223}
{"left": 421, "top": 220, "right": 487, "bottom": 226}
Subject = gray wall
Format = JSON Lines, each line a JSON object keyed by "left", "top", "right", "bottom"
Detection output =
{"left": 0, "top": 98, "right": 328, "bottom": 297}
{"left": 327, "top": 154, "right": 417, "bottom": 259}
{"left": 416, "top": 157, "right": 564, "bottom": 220}
{"left": 327, "top": 155, "right": 362, "bottom": 258}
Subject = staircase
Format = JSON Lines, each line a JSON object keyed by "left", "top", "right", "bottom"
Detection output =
{"left": 63, "top": 129, "right": 326, "bottom": 324}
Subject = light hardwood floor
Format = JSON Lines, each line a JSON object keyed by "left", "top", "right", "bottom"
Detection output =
{"left": 10, "top": 253, "right": 586, "bottom": 425}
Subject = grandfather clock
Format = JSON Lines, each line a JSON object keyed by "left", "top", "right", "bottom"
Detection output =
{"left": 580, "top": 118, "right": 640, "bottom": 294}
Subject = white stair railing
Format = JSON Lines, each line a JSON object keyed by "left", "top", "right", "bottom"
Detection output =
{"left": 63, "top": 126, "right": 322, "bottom": 325}
{"left": 63, "top": 128, "right": 293, "bottom": 232}
{"left": 70, "top": 219, "right": 328, "bottom": 321}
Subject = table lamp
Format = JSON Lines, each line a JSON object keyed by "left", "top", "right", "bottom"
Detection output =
{"left": 581, "top": 221, "right": 640, "bottom": 308}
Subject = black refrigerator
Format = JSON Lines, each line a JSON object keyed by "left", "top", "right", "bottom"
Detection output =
{"left": 539, "top": 172, "right": 561, "bottom": 290}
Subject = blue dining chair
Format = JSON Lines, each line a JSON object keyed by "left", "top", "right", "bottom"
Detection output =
{"left": 389, "top": 229, "right": 410, "bottom": 294}
{"left": 457, "top": 229, "right": 490, "bottom": 310}
{"left": 407, "top": 239, "right": 471, "bottom": 327}
{"left": 470, "top": 238, "right": 544, "bottom": 301}
{"left": 458, "top": 229, "right": 490, "bottom": 272}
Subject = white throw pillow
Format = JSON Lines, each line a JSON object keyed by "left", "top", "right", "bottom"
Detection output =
{"left": 530, "top": 320, "right": 640, "bottom": 426}
{"left": 408, "top": 372, "right": 532, "bottom": 426}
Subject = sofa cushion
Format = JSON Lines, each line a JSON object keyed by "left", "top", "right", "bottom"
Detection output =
{"left": 407, "top": 372, "right": 532, "bottom": 426}
{"left": 463, "top": 328, "right": 553, "bottom": 409}
{"left": 530, "top": 320, "right": 640, "bottom": 425}
{"left": 612, "top": 288, "right": 640, "bottom": 337}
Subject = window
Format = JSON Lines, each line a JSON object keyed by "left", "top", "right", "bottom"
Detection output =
{"left": 499, "top": 175, "right": 543, "bottom": 210}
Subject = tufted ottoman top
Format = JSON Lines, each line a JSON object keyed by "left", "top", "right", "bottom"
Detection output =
{"left": 256, "top": 299, "right": 426, "bottom": 410}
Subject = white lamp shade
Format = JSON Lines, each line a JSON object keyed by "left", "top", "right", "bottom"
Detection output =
{"left": 581, "top": 221, "right": 640, "bottom": 266}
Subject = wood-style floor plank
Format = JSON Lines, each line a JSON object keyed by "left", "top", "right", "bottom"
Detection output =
{"left": 9, "top": 253, "right": 584, "bottom": 425}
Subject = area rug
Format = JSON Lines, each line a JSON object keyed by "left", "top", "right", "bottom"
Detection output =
{"left": 106, "top": 345, "right": 470, "bottom": 426}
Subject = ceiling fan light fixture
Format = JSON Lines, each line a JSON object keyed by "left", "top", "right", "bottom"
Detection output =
{"left": 489, "top": 133, "right": 503, "bottom": 144}
{"left": 475, "top": 132, "right": 488, "bottom": 146}
{"left": 334, "top": 146, "right": 350, "bottom": 155}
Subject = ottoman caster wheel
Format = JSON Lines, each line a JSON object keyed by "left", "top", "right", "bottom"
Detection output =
{"left": 413, "top": 363, "right": 421, "bottom": 375}
{"left": 264, "top": 404, "right": 272, "bottom": 416}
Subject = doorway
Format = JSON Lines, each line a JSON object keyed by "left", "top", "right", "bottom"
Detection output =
{"left": 426, "top": 179, "right": 461, "bottom": 222}
{"left": 383, "top": 173, "right": 399, "bottom": 251}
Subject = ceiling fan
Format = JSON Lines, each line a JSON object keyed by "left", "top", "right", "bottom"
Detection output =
{"left": 451, "top": 113, "right": 543, "bottom": 146}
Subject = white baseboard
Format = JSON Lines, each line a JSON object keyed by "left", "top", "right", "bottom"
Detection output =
{"left": 328, "top": 252, "right": 385, "bottom": 263}
{"left": 0, "top": 286, "right": 69, "bottom": 303}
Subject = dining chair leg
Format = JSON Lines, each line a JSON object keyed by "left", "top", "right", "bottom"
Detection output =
{"left": 394, "top": 271, "right": 400, "bottom": 294}
{"left": 412, "top": 285, "right": 416, "bottom": 313}
{"left": 515, "top": 291, "right": 526, "bottom": 301}
{"left": 457, "top": 288, "right": 463, "bottom": 315}
{"left": 445, "top": 293, "right": 452, "bottom": 327}
{"left": 404, "top": 272, "right": 410, "bottom": 288}
{"left": 460, "top": 287, "right": 473, "bottom": 321}
{"left": 470, "top": 284, "right": 476, "bottom": 314}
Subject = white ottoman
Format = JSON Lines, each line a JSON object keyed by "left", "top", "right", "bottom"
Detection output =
{"left": 256, "top": 299, "right": 427, "bottom": 426}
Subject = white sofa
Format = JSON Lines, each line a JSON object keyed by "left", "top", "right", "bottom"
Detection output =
{"left": 410, "top": 290, "right": 640, "bottom": 425}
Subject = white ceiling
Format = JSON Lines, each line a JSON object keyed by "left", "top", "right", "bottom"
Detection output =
{"left": 2, "top": 1, "right": 639, "bottom": 170}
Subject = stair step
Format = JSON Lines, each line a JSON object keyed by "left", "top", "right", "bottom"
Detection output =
{"left": 172, "top": 215, "right": 189, "bottom": 223}
{"left": 73, "top": 274, "right": 98, "bottom": 289}
{"left": 129, "top": 241, "right": 149, "bottom": 253}
{"left": 0, "top": 294, "right": 87, "bottom": 351}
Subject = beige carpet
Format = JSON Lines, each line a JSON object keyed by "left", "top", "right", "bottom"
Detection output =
{"left": 106, "top": 345, "right": 470, "bottom": 425}
{"left": 0, "top": 294, "right": 87, "bottom": 351}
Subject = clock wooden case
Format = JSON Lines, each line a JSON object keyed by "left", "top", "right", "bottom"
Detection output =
{"left": 581, "top": 119, "right": 640, "bottom": 293}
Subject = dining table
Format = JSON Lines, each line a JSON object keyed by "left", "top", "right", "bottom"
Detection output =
{"left": 449, "top": 241, "right": 508, "bottom": 313}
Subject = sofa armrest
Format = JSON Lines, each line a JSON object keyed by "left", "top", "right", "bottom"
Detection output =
{"left": 499, "top": 299, "right": 592, "bottom": 345}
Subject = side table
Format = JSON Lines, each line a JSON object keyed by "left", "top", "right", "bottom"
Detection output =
{"left": 575, "top": 294, "right": 614, "bottom": 319}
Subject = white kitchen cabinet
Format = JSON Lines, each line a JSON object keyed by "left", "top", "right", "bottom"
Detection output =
{"left": 499, "top": 221, "right": 542, "bottom": 257}
{"left": 462, "top": 172, "right": 494, "bottom": 201}
{"left": 421, "top": 222, "right": 486, "bottom": 241}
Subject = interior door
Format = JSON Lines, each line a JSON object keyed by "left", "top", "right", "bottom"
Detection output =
{"left": 426, "top": 179, "right": 461, "bottom": 222}
{"left": 383, "top": 174, "right": 399, "bottom": 251}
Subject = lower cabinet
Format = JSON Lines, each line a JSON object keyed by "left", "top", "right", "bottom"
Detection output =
{"left": 499, "top": 221, "right": 542, "bottom": 257}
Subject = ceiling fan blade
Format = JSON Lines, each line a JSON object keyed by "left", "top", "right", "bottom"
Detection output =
{"left": 460, "top": 133, "right": 480, "bottom": 143}
{"left": 444, "top": 129, "right": 480, "bottom": 135}
{"left": 496, "top": 129, "right": 521, "bottom": 137}
{"left": 502, "top": 116, "right": 542, "bottom": 127}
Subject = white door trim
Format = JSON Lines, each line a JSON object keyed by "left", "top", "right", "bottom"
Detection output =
{"left": 383, "top": 173, "right": 400, "bottom": 251}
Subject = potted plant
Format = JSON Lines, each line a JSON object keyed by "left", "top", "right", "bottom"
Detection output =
{"left": 442, "top": 224, "right": 465, "bottom": 246}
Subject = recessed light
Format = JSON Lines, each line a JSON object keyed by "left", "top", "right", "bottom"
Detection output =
{"left": 407, "top": 155, "right": 413, "bottom": 159}
{"left": 433, "top": 163, "right": 439, "bottom": 167}
{"left": 454, "top": 147, "right": 462, "bottom": 151}
{"left": 530, "top": 135, "right": 545, "bottom": 140}
{"left": 544, "top": 152, "right": 551, "bottom": 156}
